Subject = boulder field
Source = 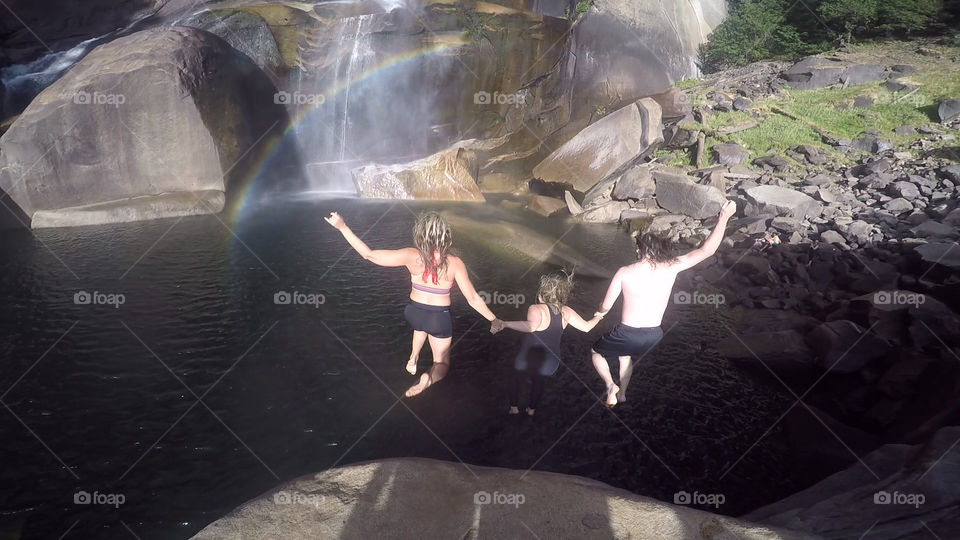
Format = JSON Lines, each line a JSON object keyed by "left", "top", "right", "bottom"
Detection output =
{"left": 193, "top": 458, "right": 806, "bottom": 539}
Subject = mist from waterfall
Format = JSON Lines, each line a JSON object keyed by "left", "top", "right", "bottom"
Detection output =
{"left": 290, "top": 7, "right": 468, "bottom": 194}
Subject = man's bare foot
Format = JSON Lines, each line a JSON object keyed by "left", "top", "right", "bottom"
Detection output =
{"left": 508, "top": 406, "right": 519, "bottom": 415}
{"left": 404, "top": 373, "right": 431, "bottom": 397}
{"left": 405, "top": 358, "right": 418, "bottom": 375}
{"left": 616, "top": 389, "right": 627, "bottom": 403}
{"left": 525, "top": 408, "right": 535, "bottom": 416}
{"left": 605, "top": 384, "right": 620, "bottom": 407}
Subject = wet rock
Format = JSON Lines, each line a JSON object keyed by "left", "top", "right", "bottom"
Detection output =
{"left": 653, "top": 170, "right": 726, "bottom": 219}
{"left": 744, "top": 185, "right": 822, "bottom": 218}
{"left": 564, "top": 190, "right": 583, "bottom": 215}
{"left": 806, "top": 320, "right": 890, "bottom": 373}
{"left": 713, "top": 142, "right": 749, "bottom": 165}
{"left": 532, "top": 98, "right": 663, "bottom": 192}
{"left": 575, "top": 200, "right": 631, "bottom": 224}
{"left": 525, "top": 195, "right": 567, "bottom": 217}
{"left": 354, "top": 145, "right": 484, "bottom": 201}
{"left": 939, "top": 99, "right": 960, "bottom": 124}
{"left": 611, "top": 165, "right": 655, "bottom": 200}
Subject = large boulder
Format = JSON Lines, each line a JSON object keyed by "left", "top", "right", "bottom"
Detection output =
{"left": 0, "top": 26, "right": 292, "bottom": 228}
{"left": 195, "top": 458, "right": 804, "bottom": 539}
{"left": 805, "top": 320, "right": 890, "bottom": 373}
{"left": 914, "top": 242, "right": 960, "bottom": 271}
{"left": 653, "top": 169, "right": 725, "bottom": 219}
{"left": 744, "top": 186, "right": 822, "bottom": 219}
{"left": 611, "top": 164, "right": 656, "bottom": 200}
{"left": 532, "top": 98, "right": 663, "bottom": 193}
{"left": 939, "top": 99, "right": 960, "bottom": 124}
{"left": 747, "top": 426, "right": 960, "bottom": 539}
{"left": 716, "top": 330, "right": 817, "bottom": 375}
{"left": 352, "top": 145, "right": 484, "bottom": 201}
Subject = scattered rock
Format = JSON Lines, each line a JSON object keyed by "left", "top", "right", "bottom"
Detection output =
{"left": 713, "top": 142, "right": 749, "bottom": 165}
{"left": 576, "top": 200, "right": 630, "bottom": 224}
{"left": 744, "top": 185, "right": 822, "bottom": 218}
{"left": 653, "top": 170, "right": 726, "bottom": 219}
{"left": 611, "top": 165, "right": 655, "bottom": 200}
{"left": 938, "top": 99, "right": 960, "bottom": 124}
{"left": 753, "top": 155, "right": 791, "bottom": 173}
{"left": 525, "top": 195, "right": 567, "bottom": 217}
{"left": 882, "top": 198, "right": 913, "bottom": 214}
{"left": 564, "top": 190, "right": 583, "bottom": 215}
{"left": 806, "top": 320, "right": 890, "bottom": 373}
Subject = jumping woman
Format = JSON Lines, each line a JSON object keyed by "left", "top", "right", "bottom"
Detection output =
{"left": 325, "top": 211, "right": 501, "bottom": 397}
{"left": 493, "top": 272, "right": 603, "bottom": 416}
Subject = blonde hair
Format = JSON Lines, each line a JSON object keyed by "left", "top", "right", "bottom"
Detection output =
{"left": 537, "top": 270, "right": 574, "bottom": 310}
{"left": 413, "top": 212, "right": 452, "bottom": 284}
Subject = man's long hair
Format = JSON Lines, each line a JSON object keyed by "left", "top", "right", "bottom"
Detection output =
{"left": 635, "top": 232, "right": 678, "bottom": 268}
{"left": 413, "top": 212, "right": 452, "bottom": 285}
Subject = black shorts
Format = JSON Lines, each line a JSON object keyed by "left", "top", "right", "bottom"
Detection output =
{"left": 592, "top": 324, "right": 663, "bottom": 361}
{"left": 403, "top": 301, "right": 452, "bottom": 338}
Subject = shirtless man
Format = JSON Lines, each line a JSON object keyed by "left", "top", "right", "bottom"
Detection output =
{"left": 592, "top": 200, "right": 736, "bottom": 406}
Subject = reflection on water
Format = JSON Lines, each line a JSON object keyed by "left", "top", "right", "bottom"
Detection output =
{"left": 1, "top": 198, "right": 801, "bottom": 538}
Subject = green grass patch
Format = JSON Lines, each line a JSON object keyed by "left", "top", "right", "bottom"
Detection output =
{"left": 674, "top": 78, "right": 702, "bottom": 90}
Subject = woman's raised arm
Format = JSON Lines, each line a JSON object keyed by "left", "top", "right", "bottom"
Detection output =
{"left": 325, "top": 212, "right": 413, "bottom": 267}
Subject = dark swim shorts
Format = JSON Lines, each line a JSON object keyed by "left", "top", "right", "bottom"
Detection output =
{"left": 403, "top": 301, "right": 453, "bottom": 338}
{"left": 592, "top": 324, "right": 663, "bottom": 360}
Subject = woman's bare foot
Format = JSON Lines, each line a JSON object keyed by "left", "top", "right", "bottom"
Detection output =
{"left": 508, "top": 406, "right": 519, "bottom": 415}
{"left": 605, "top": 384, "right": 620, "bottom": 407}
{"left": 405, "top": 358, "right": 418, "bottom": 375}
{"left": 525, "top": 408, "right": 535, "bottom": 416}
{"left": 404, "top": 373, "right": 431, "bottom": 397}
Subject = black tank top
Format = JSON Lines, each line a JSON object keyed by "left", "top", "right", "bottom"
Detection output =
{"left": 523, "top": 305, "right": 563, "bottom": 357}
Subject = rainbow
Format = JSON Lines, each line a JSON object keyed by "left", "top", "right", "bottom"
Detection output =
{"left": 223, "top": 36, "right": 469, "bottom": 225}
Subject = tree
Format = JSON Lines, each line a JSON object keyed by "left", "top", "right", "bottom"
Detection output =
{"left": 876, "top": 0, "right": 941, "bottom": 34}
{"left": 818, "top": 0, "right": 878, "bottom": 43}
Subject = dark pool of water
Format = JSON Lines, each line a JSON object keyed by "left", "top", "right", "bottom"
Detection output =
{"left": 1, "top": 197, "right": 807, "bottom": 538}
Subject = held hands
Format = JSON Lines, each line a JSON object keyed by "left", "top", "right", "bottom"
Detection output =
{"left": 490, "top": 318, "right": 504, "bottom": 334}
{"left": 324, "top": 211, "right": 347, "bottom": 231}
{"left": 718, "top": 200, "right": 737, "bottom": 220}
